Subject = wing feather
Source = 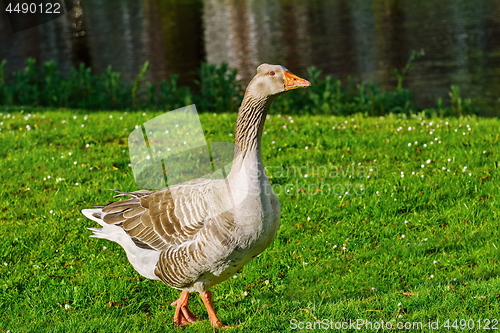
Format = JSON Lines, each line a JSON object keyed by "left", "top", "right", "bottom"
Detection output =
{"left": 98, "top": 178, "right": 222, "bottom": 251}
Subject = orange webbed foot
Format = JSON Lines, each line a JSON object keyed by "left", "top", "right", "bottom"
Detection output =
{"left": 171, "top": 291, "right": 198, "bottom": 326}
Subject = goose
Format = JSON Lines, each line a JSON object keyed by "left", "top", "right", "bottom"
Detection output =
{"left": 82, "top": 64, "right": 311, "bottom": 328}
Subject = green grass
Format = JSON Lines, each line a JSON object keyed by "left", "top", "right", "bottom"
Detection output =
{"left": 0, "top": 106, "right": 499, "bottom": 332}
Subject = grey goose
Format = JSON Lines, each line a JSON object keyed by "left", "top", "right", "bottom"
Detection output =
{"left": 82, "top": 64, "right": 311, "bottom": 328}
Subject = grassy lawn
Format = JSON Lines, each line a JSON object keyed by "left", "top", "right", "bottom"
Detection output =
{"left": 0, "top": 107, "right": 499, "bottom": 332}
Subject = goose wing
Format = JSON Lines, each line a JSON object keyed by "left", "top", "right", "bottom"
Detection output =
{"left": 94, "top": 178, "right": 223, "bottom": 251}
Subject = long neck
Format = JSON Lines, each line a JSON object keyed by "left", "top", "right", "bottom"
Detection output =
{"left": 233, "top": 94, "right": 274, "bottom": 159}
{"left": 227, "top": 94, "right": 275, "bottom": 207}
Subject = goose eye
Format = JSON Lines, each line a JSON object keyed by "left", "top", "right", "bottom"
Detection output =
{"left": 269, "top": 71, "right": 275, "bottom": 76}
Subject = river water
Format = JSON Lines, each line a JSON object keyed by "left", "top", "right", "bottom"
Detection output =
{"left": 1, "top": 0, "right": 499, "bottom": 115}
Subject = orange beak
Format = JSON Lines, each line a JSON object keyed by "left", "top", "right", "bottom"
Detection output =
{"left": 284, "top": 70, "right": 311, "bottom": 90}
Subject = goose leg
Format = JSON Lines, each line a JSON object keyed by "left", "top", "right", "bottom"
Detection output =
{"left": 200, "top": 290, "right": 229, "bottom": 328}
{"left": 171, "top": 291, "right": 198, "bottom": 326}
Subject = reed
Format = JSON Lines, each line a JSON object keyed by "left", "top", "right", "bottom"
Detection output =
{"left": 0, "top": 56, "right": 477, "bottom": 116}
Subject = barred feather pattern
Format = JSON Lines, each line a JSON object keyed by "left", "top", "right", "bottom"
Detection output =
{"left": 234, "top": 95, "right": 271, "bottom": 153}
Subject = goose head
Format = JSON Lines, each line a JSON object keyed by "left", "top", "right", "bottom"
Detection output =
{"left": 245, "top": 63, "right": 311, "bottom": 98}
{"left": 234, "top": 64, "right": 310, "bottom": 155}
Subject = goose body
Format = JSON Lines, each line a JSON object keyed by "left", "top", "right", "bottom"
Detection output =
{"left": 82, "top": 64, "right": 310, "bottom": 327}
